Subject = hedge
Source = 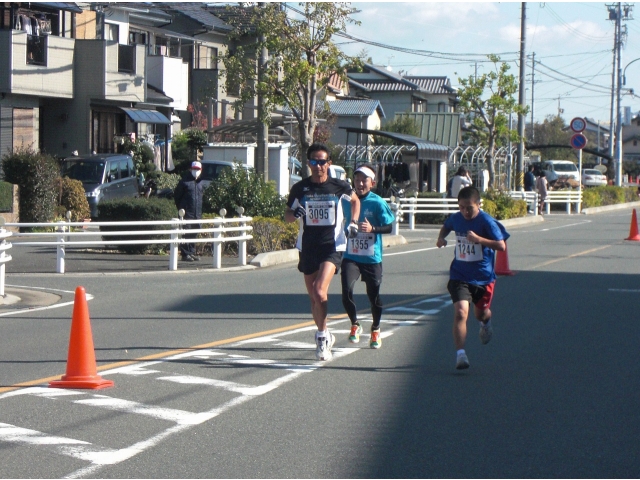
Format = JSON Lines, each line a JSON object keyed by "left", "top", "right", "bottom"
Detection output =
{"left": 97, "top": 197, "right": 178, "bottom": 254}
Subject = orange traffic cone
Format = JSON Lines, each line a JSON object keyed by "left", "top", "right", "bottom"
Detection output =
{"left": 50, "top": 287, "right": 114, "bottom": 390}
{"left": 495, "top": 242, "right": 515, "bottom": 276}
{"left": 626, "top": 209, "right": 640, "bottom": 241}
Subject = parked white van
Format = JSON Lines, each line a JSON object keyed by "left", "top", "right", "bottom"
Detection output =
{"left": 542, "top": 160, "right": 580, "bottom": 182}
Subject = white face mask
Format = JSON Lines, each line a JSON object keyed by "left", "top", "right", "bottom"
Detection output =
{"left": 191, "top": 169, "right": 201, "bottom": 179}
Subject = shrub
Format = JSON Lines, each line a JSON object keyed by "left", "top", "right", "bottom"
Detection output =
{"left": 249, "top": 216, "right": 298, "bottom": 255}
{"left": 97, "top": 197, "right": 178, "bottom": 254}
{"left": 595, "top": 185, "right": 626, "bottom": 206}
{"left": 481, "top": 190, "right": 527, "bottom": 220}
{"left": 0, "top": 181, "right": 13, "bottom": 212}
{"left": 56, "top": 177, "right": 91, "bottom": 221}
{"left": 581, "top": 188, "right": 602, "bottom": 208}
{"left": 203, "top": 163, "right": 286, "bottom": 218}
{"left": 155, "top": 172, "right": 180, "bottom": 191}
{"left": 2, "top": 146, "right": 59, "bottom": 229}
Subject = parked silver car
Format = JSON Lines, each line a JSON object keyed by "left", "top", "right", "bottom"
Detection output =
{"left": 61, "top": 153, "right": 139, "bottom": 218}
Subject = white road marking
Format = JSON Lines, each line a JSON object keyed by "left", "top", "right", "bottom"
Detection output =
{"left": 0, "top": 296, "right": 451, "bottom": 478}
{"left": 608, "top": 288, "right": 640, "bottom": 293}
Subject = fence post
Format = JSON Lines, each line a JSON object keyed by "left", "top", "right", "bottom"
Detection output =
{"left": 390, "top": 201, "right": 400, "bottom": 235}
{"left": 213, "top": 209, "right": 226, "bottom": 269}
{"left": 56, "top": 221, "right": 66, "bottom": 274}
{"left": 408, "top": 198, "right": 416, "bottom": 230}
{"left": 0, "top": 221, "right": 10, "bottom": 297}
{"left": 236, "top": 207, "right": 247, "bottom": 267}
{"left": 534, "top": 192, "right": 539, "bottom": 216}
{"left": 169, "top": 218, "right": 180, "bottom": 271}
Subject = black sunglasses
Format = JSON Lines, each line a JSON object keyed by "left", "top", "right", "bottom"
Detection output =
{"left": 309, "top": 159, "right": 328, "bottom": 166}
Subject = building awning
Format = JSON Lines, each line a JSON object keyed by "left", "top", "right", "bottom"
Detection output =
{"left": 341, "top": 127, "right": 450, "bottom": 162}
{"left": 120, "top": 107, "right": 170, "bottom": 125}
{"left": 33, "top": 2, "right": 83, "bottom": 13}
{"left": 129, "top": 24, "right": 200, "bottom": 44}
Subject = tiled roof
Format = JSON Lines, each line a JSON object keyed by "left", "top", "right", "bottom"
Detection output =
{"left": 153, "top": 2, "right": 231, "bottom": 31}
{"left": 349, "top": 76, "right": 453, "bottom": 94}
{"left": 321, "top": 99, "right": 385, "bottom": 117}
{"left": 280, "top": 100, "right": 385, "bottom": 118}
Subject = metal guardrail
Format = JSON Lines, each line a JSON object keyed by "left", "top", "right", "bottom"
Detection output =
{"left": 4, "top": 215, "right": 253, "bottom": 274}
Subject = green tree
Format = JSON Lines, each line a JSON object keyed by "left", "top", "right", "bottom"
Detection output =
{"left": 531, "top": 115, "right": 573, "bottom": 161}
{"left": 220, "top": 2, "right": 361, "bottom": 177}
{"left": 203, "top": 163, "right": 285, "bottom": 218}
{"left": 456, "top": 55, "right": 528, "bottom": 188}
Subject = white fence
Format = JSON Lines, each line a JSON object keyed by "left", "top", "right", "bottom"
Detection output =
{"left": 4, "top": 217, "right": 253, "bottom": 274}
{"left": 0, "top": 224, "right": 13, "bottom": 295}
{"left": 543, "top": 190, "right": 582, "bottom": 214}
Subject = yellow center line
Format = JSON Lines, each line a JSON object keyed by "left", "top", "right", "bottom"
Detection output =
{"left": 528, "top": 244, "right": 612, "bottom": 270}
{"left": 0, "top": 295, "right": 431, "bottom": 395}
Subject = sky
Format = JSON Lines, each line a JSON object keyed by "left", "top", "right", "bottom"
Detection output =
{"left": 322, "top": 1, "right": 640, "bottom": 128}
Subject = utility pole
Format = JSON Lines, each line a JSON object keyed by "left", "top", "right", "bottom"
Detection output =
{"left": 616, "top": 2, "right": 623, "bottom": 186}
{"left": 530, "top": 52, "right": 535, "bottom": 142}
{"left": 516, "top": 2, "right": 526, "bottom": 191}
{"left": 607, "top": 4, "right": 618, "bottom": 179}
{"left": 256, "top": 3, "right": 269, "bottom": 180}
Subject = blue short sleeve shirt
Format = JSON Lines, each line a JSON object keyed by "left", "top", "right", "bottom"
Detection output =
{"left": 443, "top": 211, "right": 507, "bottom": 285}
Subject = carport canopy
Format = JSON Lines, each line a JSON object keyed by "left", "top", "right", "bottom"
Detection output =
{"left": 119, "top": 107, "right": 171, "bottom": 125}
{"left": 341, "top": 127, "right": 449, "bottom": 162}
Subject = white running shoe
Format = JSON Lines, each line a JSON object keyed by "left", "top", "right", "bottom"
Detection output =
{"left": 315, "top": 332, "right": 335, "bottom": 361}
{"left": 479, "top": 320, "right": 493, "bottom": 345}
{"left": 456, "top": 352, "right": 470, "bottom": 370}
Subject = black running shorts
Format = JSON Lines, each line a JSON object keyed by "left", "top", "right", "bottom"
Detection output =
{"left": 298, "top": 244, "right": 343, "bottom": 275}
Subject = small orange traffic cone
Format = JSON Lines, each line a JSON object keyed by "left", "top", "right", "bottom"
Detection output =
{"left": 495, "top": 242, "right": 515, "bottom": 276}
{"left": 50, "top": 287, "right": 114, "bottom": 390}
{"left": 626, "top": 209, "right": 640, "bottom": 241}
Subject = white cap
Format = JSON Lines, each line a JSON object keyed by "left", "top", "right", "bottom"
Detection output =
{"left": 191, "top": 161, "right": 202, "bottom": 170}
{"left": 354, "top": 165, "right": 376, "bottom": 180}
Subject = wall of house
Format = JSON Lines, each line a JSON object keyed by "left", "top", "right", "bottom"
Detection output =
{"left": 365, "top": 92, "right": 413, "bottom": 125}
{"left": 623, "top": 119, "right": 640, "bottom": 161}
{"left": 0, "top": 31, "right": 12, "bottom": 91}
{"left": 104, "top": 42, "right": 145, "bottom": 101}
{"left": 75, "top": 10, "right": 97, "bottom": 39}
{"left": 147, "top": 55, "right": 188, "bottom": 110}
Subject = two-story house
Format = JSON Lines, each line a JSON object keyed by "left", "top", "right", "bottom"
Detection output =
{"left": 347, "top": 64, "right": 458, "bottom": 123}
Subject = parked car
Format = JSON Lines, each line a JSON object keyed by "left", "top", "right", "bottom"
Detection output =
{"left": 199, "top": 160, "right": 252, "bottom": 188}
{"left": 328, "top": 165, "right": 347, "bottom": 181}
{"left": 543, "top": 160, "right": 580, "bottom": 183}
{"left": 582, "top": 168, "right": 607, "bottom": 187}
{"left": 60, "top": 153, "right": 139, "bottom": 219}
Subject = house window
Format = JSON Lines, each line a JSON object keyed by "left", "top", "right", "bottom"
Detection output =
{"left": 195, "top": 45, "right": 217, "bottom": 69}
{"left": 412, "top": 98, "right": 426, "bottom": 113}
{"left": 91, "top": 110, "right": 125, "bottom": 153}
{"left": 118, "top": 44, "right": 135, "bottom": 73}
{"left": 105, "top": 22, "right": 119, "bottom": 42}
{"left": 438, "top": 102, "right": 446, "bottom": 112}
{"left": 26, "top": 34, "right": 46, "bottom": 65}
{"left": 634, "top": 140, "right": 638, "bottom": 146}
{"left": 128, "top": 30, "right": 146, "bottom": 46}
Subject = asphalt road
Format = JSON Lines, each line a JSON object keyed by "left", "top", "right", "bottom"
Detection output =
{"left": 0, "top": 211, "right": 639, "bottom": 478}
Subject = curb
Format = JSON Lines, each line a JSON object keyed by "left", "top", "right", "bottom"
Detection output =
{"left": 500, "top": 215, "right": 545, "bottom": 227}
{"left": 581, "top": 200, "right": 640, "bottom": 215}
{"left": 250, "top": 234, "right": 408, "bottom": 268}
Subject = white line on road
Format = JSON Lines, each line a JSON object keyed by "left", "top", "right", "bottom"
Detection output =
{"left": 0, "top": 298, "right": 451, "bottom": 479}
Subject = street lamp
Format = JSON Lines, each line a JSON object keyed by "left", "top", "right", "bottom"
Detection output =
{"left": 623, "top": 57, "right": 640, "bottom": 85}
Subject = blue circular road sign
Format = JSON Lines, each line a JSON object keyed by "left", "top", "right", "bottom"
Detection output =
{"left": 570, "top": 133, "right": 587, "bottom": 149}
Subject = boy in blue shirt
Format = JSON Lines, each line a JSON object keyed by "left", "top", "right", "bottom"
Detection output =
{"left": 436, "top": 186, "right": 509, "bottom": 369}
{"left": 341, "top": 164, "right": 396, "bottom": 348}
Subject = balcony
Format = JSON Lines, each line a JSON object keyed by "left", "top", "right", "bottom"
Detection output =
{"left": 0, "top": 30, "right": 74, "bottom": 98}
{"left": 74, "top": 40, "right": 145, "bottom": 102}
{"left": 146, "top": 55, "right": 189, "bottom": 110}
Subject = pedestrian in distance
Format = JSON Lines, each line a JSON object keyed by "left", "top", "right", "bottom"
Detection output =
{"left": 524, "top": 165, "right": 536, "bottom": 192}
{"left": 436, "top": 186, "right": 509, "bottom": 370}
{"left": 174, "top": 161, "right": 204, "bottom": 262}
{"left": 536, "top": 170, "right": 549, "bottom": 215}
{"left": 450, "top": 166, "right": 473, "bottom": 199}
{"left": 340, "top": 163, "right": 396, "bottom": 349}
{"left": 285, "top": 143, "right": 360, "bottom": 361}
